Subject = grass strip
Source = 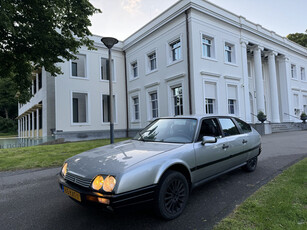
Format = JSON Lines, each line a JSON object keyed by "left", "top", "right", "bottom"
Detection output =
{"left": 214, "top": 157, "right": 307, "bottom": 230}
{"left": 0, "top": 138, "right": 128, "bottom": 171}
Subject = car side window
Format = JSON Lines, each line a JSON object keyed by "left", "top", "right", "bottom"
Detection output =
{"left": 219, "top": 118, "right": 240, "bottom": 136}
{"left": 235, "top": 118, "right": 252, "bottom": 133}
{"left": 197, "top": 118, "right": 220, "bottom": 142}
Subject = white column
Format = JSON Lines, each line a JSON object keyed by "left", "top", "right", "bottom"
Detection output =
{"left": 21, "top": 117, "right": 24, "bottom": 137}
{"left": 268, "top": 51, "right": 280, "bottom": 123}
{"left": 25, "top": 116, "right": 27, "bottom": 137}
{"left": 36, "top": 109, "right": 39, "bottom": 137}
{"left": 18, "top": 119, "right": 20, "bottom": 137}
{"left": 253, "top": 45, "right": 265, "bottom": 113}
{"left": 240, "top": 39, "right": 251, "bottom": 123}
{"left": 277, "top": 56, "right": 292, "bottom": 122}
{"left": 28, "top": 114, "right": 30, "bottom": 137}
{"left": 32, "top": 112, "right": 35, "bottom": 137}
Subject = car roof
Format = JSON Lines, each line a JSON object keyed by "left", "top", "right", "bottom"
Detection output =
{"left": 158, "top": 114, "right": 239, "bottom": 120}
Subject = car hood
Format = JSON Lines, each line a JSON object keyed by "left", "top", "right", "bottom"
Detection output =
{"left": 66, "top": 140, "right": 182, "bottom": 178}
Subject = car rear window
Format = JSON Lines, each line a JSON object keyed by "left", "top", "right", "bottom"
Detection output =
{"left": 235, "top": 118, "right": 252, "bottom": 133}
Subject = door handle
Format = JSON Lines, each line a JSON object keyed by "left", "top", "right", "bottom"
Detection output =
{"left": 242, "top": 139, "right": 248, "bottom": 144}
{"left": 222, "top": 144, "right": 229, "bottom": 149}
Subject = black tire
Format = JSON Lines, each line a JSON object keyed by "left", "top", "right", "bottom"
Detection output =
{"left": 154, "top": 170, "right": 189, "bottom": 220}
{"left": 243, "top": 156, "right": 258, "bottom": 172}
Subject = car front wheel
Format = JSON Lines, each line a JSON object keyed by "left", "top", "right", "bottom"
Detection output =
{"left": 155, "top": 170, "right": 189, "bottom": 220}
{"left": 243, "top": 156, "right": 258, "bottom": 172}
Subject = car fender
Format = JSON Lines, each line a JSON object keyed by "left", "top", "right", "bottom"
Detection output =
{"left": 153, "top": 159, "right": 192, "bottom": 185}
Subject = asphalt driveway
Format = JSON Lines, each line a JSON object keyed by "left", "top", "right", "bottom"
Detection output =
{"left": 1, "top": 131, "right": 306, "bottom": 230}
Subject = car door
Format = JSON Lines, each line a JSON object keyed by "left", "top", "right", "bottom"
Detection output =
{"left": 193, "top": 118, "right": 232, "bottom": 182}
{"left": 218, "top": 117, "right": 249, "bottom": 168}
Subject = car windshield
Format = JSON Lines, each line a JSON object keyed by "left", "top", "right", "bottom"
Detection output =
{"left": 133, "top": 118, "right": 198, "bottom": 143}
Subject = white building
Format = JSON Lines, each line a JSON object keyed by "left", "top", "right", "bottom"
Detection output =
{"left": 18, "top": 0, "right": 307, "bottom": 139}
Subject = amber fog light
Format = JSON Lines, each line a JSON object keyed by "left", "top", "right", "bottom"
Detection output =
{"left": 91, "top": 175, "right": 104, "bottom": 191}
{"left": 103, "top": 176, "right": 116, "bottom": 192}
{"left": 61, "top": 163, "right": 68, "bottom": 177}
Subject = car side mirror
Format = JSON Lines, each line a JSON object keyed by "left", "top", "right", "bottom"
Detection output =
{"left": 201, "top": 136, "right": 217, "bottom": 145}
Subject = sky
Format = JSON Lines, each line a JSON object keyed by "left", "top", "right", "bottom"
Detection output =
{"left": 89, "top": 0, "right": 307, "bottom": 41}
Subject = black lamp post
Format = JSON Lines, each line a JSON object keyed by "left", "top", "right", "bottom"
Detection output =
{"left": 101, "top": 37, "right": 118, "bottom": 144}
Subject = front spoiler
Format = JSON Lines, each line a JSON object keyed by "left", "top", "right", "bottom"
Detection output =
{"left": 58, "top": 175, "right": 157, "bottom": 210}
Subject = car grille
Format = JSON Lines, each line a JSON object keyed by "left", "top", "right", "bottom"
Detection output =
{"left": 65, "top": 172, "right": 92, "bottom": 188}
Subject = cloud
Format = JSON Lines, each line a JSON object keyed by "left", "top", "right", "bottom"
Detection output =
{"left": 121, "top": 0, "right": 142, "bottom": 14}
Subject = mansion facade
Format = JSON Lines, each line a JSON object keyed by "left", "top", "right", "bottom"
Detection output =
{"left": 18, "top": 0, "right": 307, "bottom": 139}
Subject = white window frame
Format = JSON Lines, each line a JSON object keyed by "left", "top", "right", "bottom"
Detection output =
{"left": 291, "top": 64, "right": 297, "bottom": 79}
{"left": 167, "top": 80, "right": 184, "bottom": 116}
{"left": 226, "top": 82, "right": 240, "bottom": 116}
{"left": 224, "top": 42, "right": 236, "bottom": 65}
{"left": 300, "top": 67, "right": 306, "bottom": 81}
{"left": 204, "top": 80, "right": 218, "bottom": 115}
{"left": 167, "top": 36, "right": 183, "bottom": 65}
{"left": 130, "top": 92, "right": 141, "bottom": 123}
{"left": 130, "top": 60, "right": 139, "bottom": 80}
{"left": 146, "top": 87, "right": 159, "bottom": 121}
{"left": 70, "top": 91, "right": 90, "bottom": 125}
{"left": 101, "top": 93, "right": 117, "bottom": 124}
{"left": 146, "top": 49, "right": 158, "bottom": 74}
{"left": 201, "top": 33, "right": 216, "bottom": 60}
{"left": 70, "top": 54, "right": 88, "bottom": 79}
{"left": 205, "top": 98, "right": 216, "bottom": 114}
{"left": 99, "top": 56, "right": 116, "bottom": 82}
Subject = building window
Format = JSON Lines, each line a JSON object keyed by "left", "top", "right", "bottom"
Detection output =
{"left": 204, "top": 81, "right": 217, "bottom": 114}
{"left": 131, "top": 61, "right": 138, "bottom": 78}
{"left": 293, "top": 93, "right": 299, "bottom": 115}
{"left": 205, "top": 99, "right": 215, "bottom": 114}
{"left": 303, "top": 96, "right": 307, "bottom": 113}
{"left": 170, "top": 39, "right": 181, "bottom": 62}
{"left": 228, "top": 99, "right": 236, "bottom": 114}
{"left": 101, "top": 58, "right": 114, "bottom": 81}
{"left": 149, "top": 92, "right": 158, "bottom": 119}
{"left": 291, "top": 64, "right": 297, "bottom": 79}
{"left": 227, "top": 85, "right": 238, "bottom": 115}
{"left": 102, "top": 95, "right": 116, "bottom": 123}
{"left": 132, "top": 96, "right": 139, "bottom": 121}
{"left": 301, "top": 67, "right": 306, "bottom": 81}
{"left": 71, "top": 54, "right": 86, "bottom": 78}
{"left": 148, "top": 51, "right": 157, "bottom": 72}
{"left": 224, "top": 43, "right": 235, "bottom": 63}
{"left": 72, "top": 92, "right": 88, "bottom": 123}
{"left": 72, "top": 62, "right": 77, "bottom": 76}
{"left": 172, "top": 86, "right": 183, "bottom": 115}
{"left": 202, "top": 35, "right": 214, "bottom": 58}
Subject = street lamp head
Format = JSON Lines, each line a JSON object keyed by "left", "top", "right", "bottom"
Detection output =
{"left": 101, "top": 37, "right": 119, "bottom": 49}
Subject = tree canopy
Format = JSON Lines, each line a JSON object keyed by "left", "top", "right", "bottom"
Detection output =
{"left": 287, "top": 30, "right": 307, "bottom": 48}
{"left": 0, "top": 0, "right": 101, "bottom": 103}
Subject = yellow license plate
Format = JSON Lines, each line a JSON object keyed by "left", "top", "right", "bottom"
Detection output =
{"left": 64, "top": 186, "right": 81, "bottom": 202}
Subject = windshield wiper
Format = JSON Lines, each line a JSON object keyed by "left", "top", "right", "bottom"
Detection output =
{"left": 138, "top": 130, "right": 150, "bottom": 142}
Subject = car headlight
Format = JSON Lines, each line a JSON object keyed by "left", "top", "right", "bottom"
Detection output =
{"left": 61, "top": 163, "right": 68, "bottom": 177}
{"left": 103, "top": 176, "right": 116, "bottom": 192}
{"left": 91, "top": 175, "right": 116, "bottom": 192}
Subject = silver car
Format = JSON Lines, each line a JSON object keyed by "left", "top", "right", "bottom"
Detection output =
{"left": 58, "top": 116, "right": 261, "bottom": 219}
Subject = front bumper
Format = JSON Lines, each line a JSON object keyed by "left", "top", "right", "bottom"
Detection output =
{"left": 58, "top": 175, "right": 156, "bottom": 210}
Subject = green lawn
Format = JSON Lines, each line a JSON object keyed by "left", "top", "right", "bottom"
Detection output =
{"left": 0, "top": 138, "right": 129, "bottom": 171}
{"left": 214, "top": 157, "right": 307, "bottom": 230}
{"left": 0, "top": 133, "right": 18, "bottom": 138}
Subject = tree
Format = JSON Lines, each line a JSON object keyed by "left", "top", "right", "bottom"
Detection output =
{"left": 0, "top": 0, "right": 101, "bottom": 103}
{"left": 0, "top": 77, "right": 18, "bottom": 119}
{"left": 287, "top": 30, "right": 307, "bottom": 48}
